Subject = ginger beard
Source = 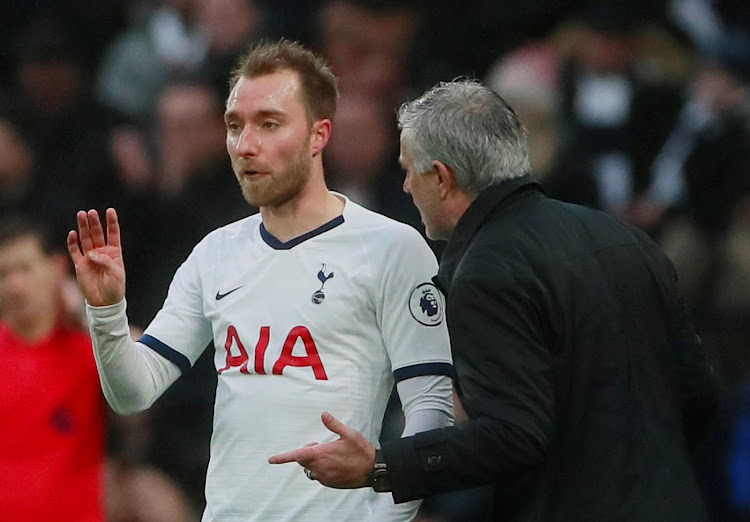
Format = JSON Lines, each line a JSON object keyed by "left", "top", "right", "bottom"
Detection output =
{"left": 232, "top": 131, "right": 313, "bottom": 208}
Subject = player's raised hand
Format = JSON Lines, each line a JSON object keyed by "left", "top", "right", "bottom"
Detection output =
{"left": 268, "top": 411, "right": 376, "bottom": 489}
{"left": 67, "top": 208, "right": 126, "bottom": 307}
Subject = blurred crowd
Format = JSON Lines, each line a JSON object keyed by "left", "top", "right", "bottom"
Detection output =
{"left": 1, "top": 0, "right": 749, "bottom": 520}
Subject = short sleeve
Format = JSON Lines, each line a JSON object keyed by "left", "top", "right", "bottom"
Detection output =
{"left": 375, "top": 227, "right": 454, "bottom": 383}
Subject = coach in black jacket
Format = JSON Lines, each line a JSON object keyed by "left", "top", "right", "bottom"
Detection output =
{"left": 270, "top": 80, "right": 720, "bottom": 521}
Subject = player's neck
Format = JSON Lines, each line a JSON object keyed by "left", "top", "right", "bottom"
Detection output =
{"left": 7, "top": 308, "right": 58, "bottom": 343}
{"left": 260, "top": 173, "right": 345, "bottom": 243}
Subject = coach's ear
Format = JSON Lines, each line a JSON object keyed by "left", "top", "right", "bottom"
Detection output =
{"left": 311, "top": 119, "right": 331, "bottom": 157}
{"left": 433, "top": 160, "right": 456, "bottom": 200}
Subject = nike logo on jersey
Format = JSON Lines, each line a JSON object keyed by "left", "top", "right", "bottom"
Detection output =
{"left": 216, "top": 286, "right": 243, "bottom": 300}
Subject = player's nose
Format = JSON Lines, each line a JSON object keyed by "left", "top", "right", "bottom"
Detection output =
{"left": 237, "top": 126, "right": 260, "bottom": 156}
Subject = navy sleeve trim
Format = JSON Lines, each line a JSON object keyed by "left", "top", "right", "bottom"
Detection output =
{"left": 393, "top": 362, "right": 455, "bottom": 383}
{"left": 138, "top": 334, "right": 192, "bottom": 374}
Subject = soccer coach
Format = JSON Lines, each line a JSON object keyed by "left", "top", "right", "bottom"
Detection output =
{"left": 270, "top": 79, "right": 720, "bottom": 521}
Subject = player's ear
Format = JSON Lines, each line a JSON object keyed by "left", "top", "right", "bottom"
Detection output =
{"left": 311, "top": 119, "right": 331, "bottom": 157}
{"left": 433, "top": 160, "right": 456, "bottom": 200}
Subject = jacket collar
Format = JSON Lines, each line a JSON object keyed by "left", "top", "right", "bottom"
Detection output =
{"left": 435, "top": 176, "right": 543, "bottom": 293}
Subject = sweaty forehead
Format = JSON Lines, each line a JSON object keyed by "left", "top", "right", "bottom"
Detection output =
{"left": 225, "top": 71, "right": 304, "bottom": 115}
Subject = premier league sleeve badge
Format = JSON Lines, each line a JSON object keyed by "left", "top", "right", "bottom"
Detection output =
{"left": 408, "top": 283, "right": 444, "bottom": 326}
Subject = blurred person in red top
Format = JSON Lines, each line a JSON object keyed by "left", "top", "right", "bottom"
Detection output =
{"left": 0, "top": 216, "right": 106, "bottom": 522}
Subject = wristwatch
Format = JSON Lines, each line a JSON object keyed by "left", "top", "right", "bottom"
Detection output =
{"left": 368, "top": 448, "right": 392, "bottom": 492}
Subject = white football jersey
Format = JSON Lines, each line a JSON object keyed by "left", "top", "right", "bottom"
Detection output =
{"left": 141, "top": 197, "right": 453, "bottom": 522}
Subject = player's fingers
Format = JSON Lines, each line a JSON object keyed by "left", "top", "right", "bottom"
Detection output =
{"left": 77, "top": 210, "right": 94, "bottom": 253}
{"left": 87, "top": 209, "right": 106, "bottom": 249}
{"left": 106, "top": 208, "right": 121, "bottom": 250}
{"left": 268, "top": 446, "right": 315, "bottom": 464}
{"left": 67, "top": 230, "right": 83, "bottom": 264}
{"left": 321, "top": 411, "right": 357, "bottom": 440}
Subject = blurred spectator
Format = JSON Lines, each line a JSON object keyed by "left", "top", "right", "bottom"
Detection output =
{"left": 630, "top": 48, "right": 750, "bottom": 311}
{"left": 407, "top": 0, "right": 652, "bottom": 93}
{"left": 97, "top": 0, "right": 208, "bottom": 121}
{"left": 486, "top": 41, "right": 563, "bottom": 180}
{"left": 314, "top": 1, "right": 431, "bottom": 239}
{"left": 543, "top": 4, "right": 685, "bottom": 216}
{"left": 259, "top": 0, "right": 322, "bottom": 43}
{"left": 196, "top": 0, "right": 266, "bottom": 99}
{"left": 325, "top": 91, "right": 421, "bottom": 230}
{"left": 110, "top": 123, "right": 154, "bottom": 195}
{"left": 0, "top": 3, "right": 129, "bottom": 93}
{"left": 106, "top": 459, "right": 200, "bottom": 522}
{"left": 1, "top": 16, "right": 124, "bottom": 229}
{"left": 0, "top": 216, "right": 106, "bottom": 521}
{"left": 156, "top": 82, "right": 228, "bottom": 195}
{"left": 668, "top": 0, "right": 726, "bottom": 54}
{"left": 98, "top": 0, "right": 266, "bottom": 122}
{"left": 317, "top": 0, "right": 422, "bottom": 110}
{"left": 0, "top": 117, "right": 50, "bottom": 221}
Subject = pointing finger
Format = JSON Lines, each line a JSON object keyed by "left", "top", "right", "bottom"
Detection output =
{"left": 268, "top": 445, "right": 317, "bottom": 465}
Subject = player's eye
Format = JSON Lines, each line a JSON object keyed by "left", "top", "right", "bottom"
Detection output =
{"left": 262, "top": 121, "right": 279, "bottom": 130}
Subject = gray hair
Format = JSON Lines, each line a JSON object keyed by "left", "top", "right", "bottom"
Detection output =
{"left": 397, "top": 79, "right": 531, "bottom": 194}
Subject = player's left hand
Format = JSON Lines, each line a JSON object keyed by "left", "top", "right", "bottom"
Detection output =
{"left": 268, "top": 411, "right": 376, "bottom": 489}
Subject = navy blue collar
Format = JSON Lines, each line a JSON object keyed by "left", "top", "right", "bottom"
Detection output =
{"left": 260, "top": 215, "right": 345, "bottom": 250}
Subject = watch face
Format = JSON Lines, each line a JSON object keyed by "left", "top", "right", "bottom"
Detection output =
{"left": 371, "top": 469, "right": 391, "bottom": 492}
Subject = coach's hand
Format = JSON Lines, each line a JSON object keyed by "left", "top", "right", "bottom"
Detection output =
{"left": 67, "top": 208, "right": 126, "bottom": 307}
{"left": 269, "top": 411, "right": 376, "bottom": 489}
